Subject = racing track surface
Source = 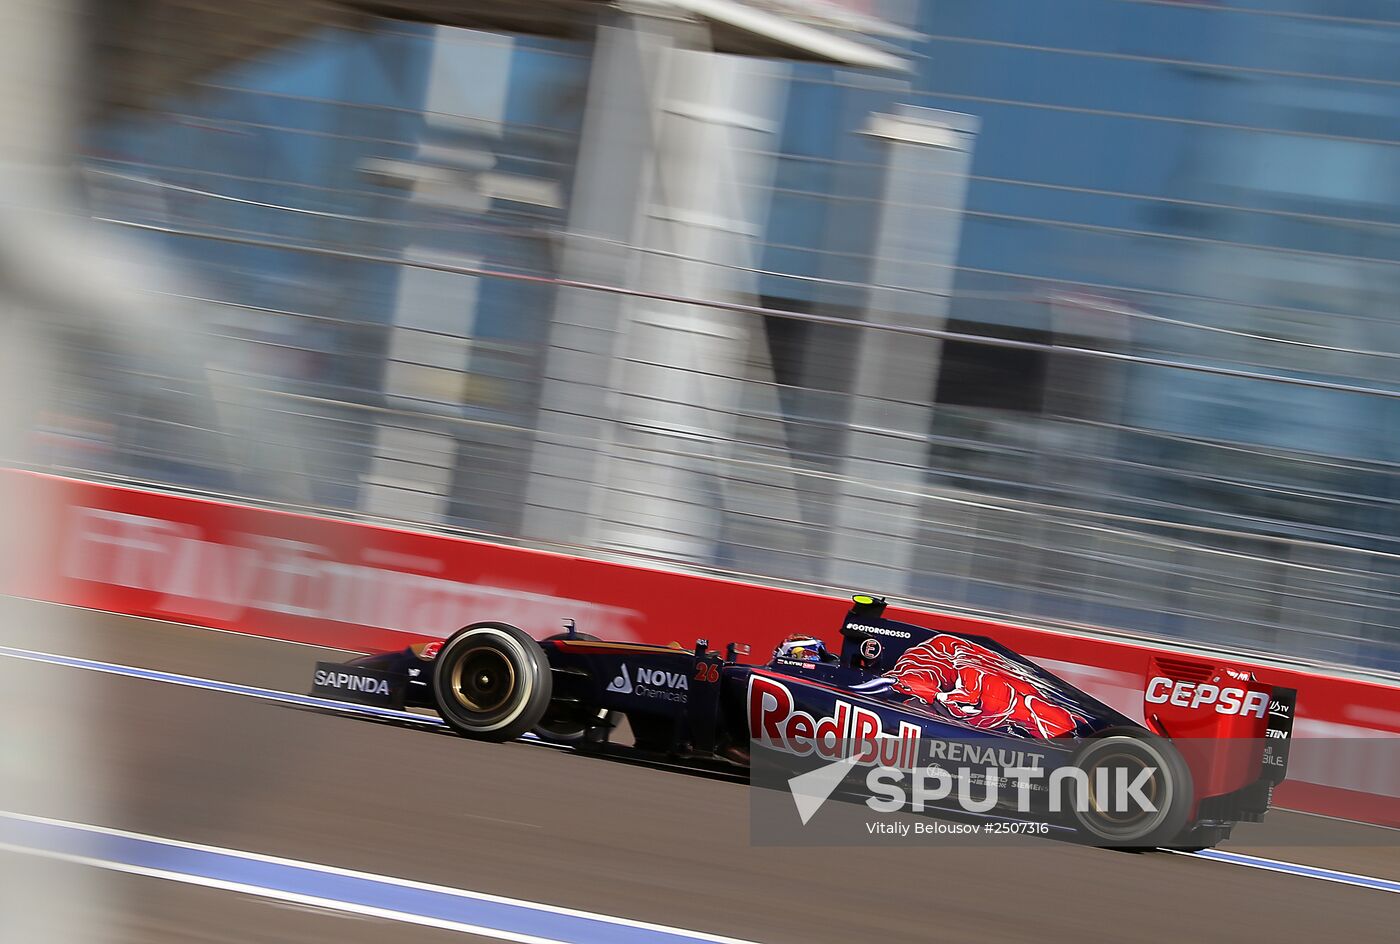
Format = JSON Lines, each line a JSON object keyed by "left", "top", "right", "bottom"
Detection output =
{"left": 0, "top": 597, "right": 1396, "bottom": 944}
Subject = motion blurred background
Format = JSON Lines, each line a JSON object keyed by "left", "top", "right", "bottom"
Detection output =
{"left": 4, "top": 0, "right": 1399, "bottom": 677}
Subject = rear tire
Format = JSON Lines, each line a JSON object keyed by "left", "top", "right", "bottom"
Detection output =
{"left": 1063, "top": 728, "right": 1194, "bottom": 848}
{"left": 431, "top": 622, "right": 552, "bottom": 741}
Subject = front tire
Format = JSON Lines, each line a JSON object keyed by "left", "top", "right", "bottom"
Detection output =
{"left": 431, "top": 622, "right": 552, "bottom": 741}
{"left": 1063, "top": 728, "right": 1194, "bottom": 848}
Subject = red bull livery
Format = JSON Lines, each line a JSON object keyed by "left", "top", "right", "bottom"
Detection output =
{"left": 310, "top": 594, "right": 1296, "bottom": 849}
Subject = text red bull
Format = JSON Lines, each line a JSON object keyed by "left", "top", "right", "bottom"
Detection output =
{"left": 748, "top": 674, "right": 1049, "bottom": 771}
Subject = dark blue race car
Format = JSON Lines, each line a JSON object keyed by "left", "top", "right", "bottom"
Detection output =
{"left": 311, "top": 594, "right": 1294, "bottom": 849}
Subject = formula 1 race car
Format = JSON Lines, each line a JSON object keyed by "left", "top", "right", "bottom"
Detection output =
{"left": 311, "top": 595, "right": 1295, "bottom": 849}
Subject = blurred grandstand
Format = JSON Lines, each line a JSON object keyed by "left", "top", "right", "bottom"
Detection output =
{"left": 18, "top": 0, "right": 1400, "bottom": 672}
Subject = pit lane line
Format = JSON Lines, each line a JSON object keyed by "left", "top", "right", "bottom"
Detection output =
{"left": 1, "top": 643, "right": 1396, "bottom": 898}
{"left": 0, "top": 812, "right": 764, "bottom": 944}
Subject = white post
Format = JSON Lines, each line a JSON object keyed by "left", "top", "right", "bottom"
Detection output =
{"left": 359, "top": 30, "right": 515, "bottom": 523}
{"left": 591, "top": 46, "right": 786, "bottom": 561}
{"left": 523, "top": 15, "right": 787, "bottom": 564}
{"left": 826, "top": 106, "right": 979, "bottom": 593}
{"left": 521, "top": 16, "right": 675, "bottom": 546}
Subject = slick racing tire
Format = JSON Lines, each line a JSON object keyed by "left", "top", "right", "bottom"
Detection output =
{"left": 532, "top": 632, "right": 617, "bottom": 746}
{"left": 431, "top": 622, "right": 552, "bottom": 742}
{"left": 1063, "top": 728, "right": 1193, "bottom": 848}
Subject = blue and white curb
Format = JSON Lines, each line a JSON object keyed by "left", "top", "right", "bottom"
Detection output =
{"left": 0, "top": 812, "right": 761, "bottom": 944}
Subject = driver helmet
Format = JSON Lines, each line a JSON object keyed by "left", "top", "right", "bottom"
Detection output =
{"left": 773, "top": 634, "right": 831, "bottom": 663}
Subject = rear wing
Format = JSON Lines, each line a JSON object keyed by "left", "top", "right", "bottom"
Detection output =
{"left": 1146, "top": 654, "right": 1297, "bottom": 816}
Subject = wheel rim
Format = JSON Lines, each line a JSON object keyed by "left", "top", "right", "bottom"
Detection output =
{"left": 1074, "top": 741, "right": 1173, "bottom": 841}
{"left": 449, "top": 647, "right": 516, "bottom": 714}
{"left": 1085, "top": 750, "right": 1161, "bottom": 827}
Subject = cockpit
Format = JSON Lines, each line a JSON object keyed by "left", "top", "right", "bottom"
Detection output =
{"left": 771, "top": 634, "right": 839, "bottom": 665}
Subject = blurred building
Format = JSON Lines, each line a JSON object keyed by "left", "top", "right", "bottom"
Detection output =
{"left": 33, "top": 0, "right": 1400, "bottom": 670}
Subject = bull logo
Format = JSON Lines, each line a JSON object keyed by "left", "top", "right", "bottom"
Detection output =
{"left": 412, "top": 641, "right": 444, "bottom": 661}
{"left": 886, "top": 635, "right": 1086, "bottom": 738}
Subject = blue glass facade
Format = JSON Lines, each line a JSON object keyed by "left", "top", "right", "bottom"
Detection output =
{"left": 754, "top": 1, "right": 1400, "bottom": 551}
{"left": 67, "top": 4, "right": 1400, "bottom": 668}
{"left": 88, "top": 5, "right": 1400, "bottom": 516}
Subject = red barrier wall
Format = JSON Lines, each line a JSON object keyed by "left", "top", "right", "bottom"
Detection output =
{"left": 6, "top": 470, "right": 1397, "bottom": 824}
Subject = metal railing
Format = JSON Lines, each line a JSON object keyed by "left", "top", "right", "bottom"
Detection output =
{"left": 34, "top": 38, "right": 1400, "bottom": 676}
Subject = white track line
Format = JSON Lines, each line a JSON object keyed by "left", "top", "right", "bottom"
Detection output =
{"left": 0, "top": 644, "right": 446, "bottom": 726}
{"left": 1173, "top": 849, "right": 1399, "bottom": 894}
